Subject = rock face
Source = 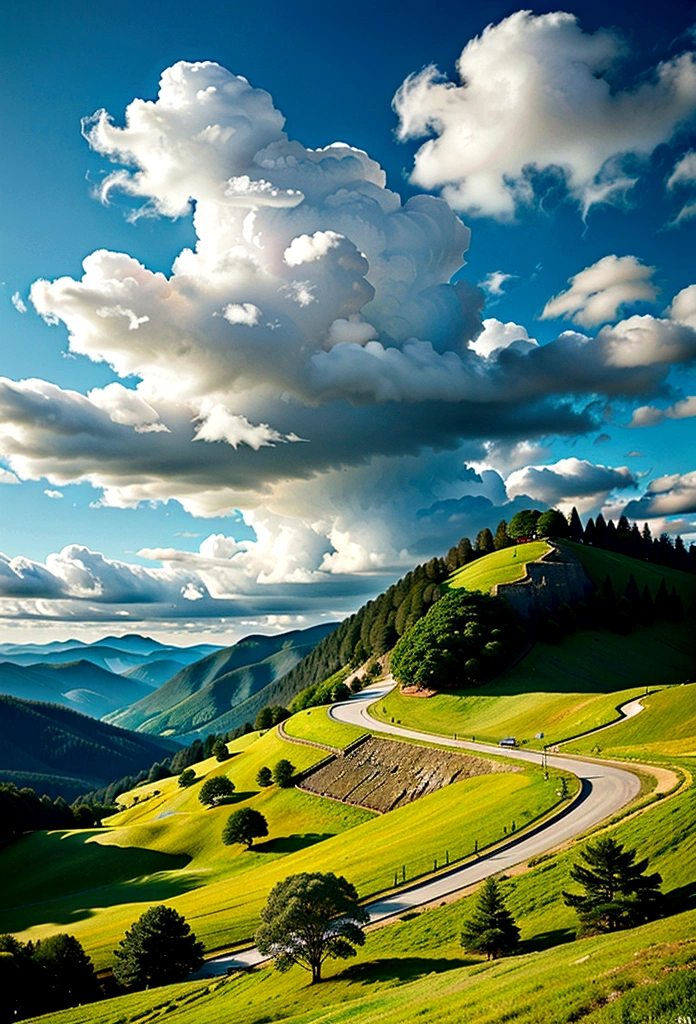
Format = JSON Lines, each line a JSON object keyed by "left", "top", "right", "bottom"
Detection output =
{"left": 298, "top": 736, "right": 518, "bottom": 813}
{"left": 495, "top": 544, "right": 593, "bottom": 625}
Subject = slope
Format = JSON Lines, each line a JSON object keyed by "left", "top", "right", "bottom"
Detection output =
{"left": 0, "top": 695, "right": 177, "bottom": 799}
{"left": 376, "top": 544, "right": 695, "bottom": 747}
{"left": 104, "top": 624, "right": 336, "bottom": 737}
{"left": 446, "top": 541, "right": 550, "bottom": 592}
{"left": 0, "top": 660, "right": 153, "bottom": 718}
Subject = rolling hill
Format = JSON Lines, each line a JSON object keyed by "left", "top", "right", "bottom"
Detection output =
{"left": 0, "top": 695, "right": 177, "bottom": 800}
{"left": 103, "top": 623, "right": 337, "bottom": 738}
{"left": 0, "top": 659, "right": 154, "bottom": 718}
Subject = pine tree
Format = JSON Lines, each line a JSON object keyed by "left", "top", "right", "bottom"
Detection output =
{"left": 639, "top": 585, "right": 655, "bottom": 627}
{"left": 475, "top": 528, "right": 495, "bottom": 555}
{"left": 568, "top": 506, "right": 584, "bottom": 542}
{"left": 460, "top": 877, "right": 520, "bottom": 960}
{"left": 563, "top": 836, "right": 662, "bottom": 934}
{"left": 493, "top": 519, "right": 510, "bottom": 550}
{"left": 655, "top": 578, "right": 671, "bottom": 618}
{"left": 624, "top": 573, "right": 641, "bottom": 611}
{"left": 113, "top": 906, "right": 204, "bottom": 988}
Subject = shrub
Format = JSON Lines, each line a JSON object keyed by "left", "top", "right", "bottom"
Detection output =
{"left": 113, "top": 906, "right": 204, "bottom": 989}
{"left": 272, "top": 759, "right": 295, "bottom": 788}
{"left": 199, "top": 776, "right": 235, "bottom": 807}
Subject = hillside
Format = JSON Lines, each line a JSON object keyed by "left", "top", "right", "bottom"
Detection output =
{"left": 0, "top": 635, "right": 222, "bottom": 674}
{"left": 103, "top": 624, "right": 336, "bottom": 737}
{"left": 0, "top": 696, "right": 177, "bottom": 800}
{"left": 377, "top": 542, "right": 695, "bottom": 747}
{"left": 446, "top": 540, "right": 550, "bottom": 592}
{"left": 0, "top": 659, "right": 153, "bottom": 718}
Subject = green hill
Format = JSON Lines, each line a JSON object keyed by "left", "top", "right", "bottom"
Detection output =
{"left": 446, "top": 541, "right": 550, "bottom": 592}
{"left": 0, "top": 695, "right": 177, "bottom": 800}
{"left": 376, "top": 543, "right": 695, "bottom": 747}
{"left": 103, "top": 624, "right": 336, "bottom": 738}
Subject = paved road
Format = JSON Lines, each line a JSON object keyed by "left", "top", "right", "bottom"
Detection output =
{"left": 199, "top": 680, "right": 641, "bottom": 976}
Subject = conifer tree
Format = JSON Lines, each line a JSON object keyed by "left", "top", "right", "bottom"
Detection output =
{"left": 493, "top": 519, "right": 510, "bottom": 550}
{"left": 563, "top": 836, "right": 662, "bottom": 934}
{"left": 568, "top": 506, "right": 584, "bottom": 542}
{"left": 460, "top": 877, "right": 520, "bottom": 960}
{"left": 113, "top": 906, "right": 204, "bottom": 988}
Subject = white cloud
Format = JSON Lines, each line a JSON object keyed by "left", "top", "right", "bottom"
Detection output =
{"left": 629, "top": 394, "right": 696, "bottom": 427}
{"left": 0, "top": 468, "right": 20, "bottom": 485}
{"left": 222, "top": 302, "right": 261, "bottom": 326}
{"left": 469, "top": 318, "right": 537, "bottom": 358}
{"left": 541, "top": 255, "right": 658, "bottom": 327}
{"left": 624, "top": 471, "right": 696, "bottom": 518}
{"left": 667, "top": 150, "right": 696, "bottom": 225}
{"left": 394, "top": 10, "right": 696, "bottom": 219}
{"left": 599, "top": 314, "right": 696, "bottom": 368}
{"left": 11, "top": 292, "right": 27, "bottom": 314}
{"left": 44, "top": 489, "right": 64, "bottom": 499}
{"left": 668, "top": 284, "right": 696, "bottom": 328}
{"left": 506, "top": 457, "right": 636, "bottom": 512}
{"left": 478, "top": 271, "right": 515, "bottom": 297}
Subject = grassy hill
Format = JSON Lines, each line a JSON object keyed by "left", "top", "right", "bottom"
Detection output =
{"left": 446, "top": 541, "right": 550, "bottom": 592}
{"left": 0, "top": 721, "right": 559, "bottom": 968}
{"left": 0, "top": 695, "right": 177, "bottom": 800}
{"left": 104, "top": 624, "right": 336, "bottom": 738}
{"left": 375, "top": 543, "right": 695, "bottom": 748}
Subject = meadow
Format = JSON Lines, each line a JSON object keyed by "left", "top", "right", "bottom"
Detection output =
{"left": 446, "top": 541, "right": 550, "bottom": 593}
{"left": 0, "top": 723, "right": 559, "bottom": 969}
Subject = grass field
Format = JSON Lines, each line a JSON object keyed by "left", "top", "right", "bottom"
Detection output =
{"left": 374, "top": 620, "right": 692, "bottom": 747}
{"left": 566, "top": 681, "right": 696, "bottom": 759}
{"left": 0, "top": 723, "right": 560, "bottom": 969}
{"left": 281, "top": 707, "right": 366, "bottom": 748}
{"left": 25, "top": 746, "right": 696, "bottom": 1024}
{"left": 446, "top": 541, "right": 550, "bottom": 593}
{"left": 565, "top": 540, "right": 696, "bottom": 608}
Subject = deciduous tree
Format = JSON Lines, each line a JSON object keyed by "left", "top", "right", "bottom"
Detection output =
{"left": 222, "top": 808, "right": 268, "bottom": 849}
{"left": 256, "top": 872, "right": 369, "bottom": 983}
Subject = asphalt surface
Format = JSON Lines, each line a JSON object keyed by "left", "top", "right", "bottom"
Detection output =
{"left": 199, "top": 680, "right": 642, "bottom": 976}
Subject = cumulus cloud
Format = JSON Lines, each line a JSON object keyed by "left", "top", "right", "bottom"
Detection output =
{"left": 506, "top": 457, "right": 637, "bottom": 512}
{"left": 44, "top": 489, "right": 64, "bottom": 499}
{"left": 629, "top": 394, "right": 696, "bottom": 427}
{"left": 394, "top": 10, "right": 696, "bottom": 219}
{"left": 623, "top": 471, "right": 696, "bottom": 518}
{"left": 541, "top": 255, "right": 658, "bottom": 327}
{"left": 0, "top": 467, "right": 19, "bottom": 485}
{"left": 469, "top": 318, "right": 537, "bottom": 358}
{"left": 668, "top": 284, "right": 696, "bottom": 327}
{"left": 2, "top": 58, "right": 695, "bottom": 614}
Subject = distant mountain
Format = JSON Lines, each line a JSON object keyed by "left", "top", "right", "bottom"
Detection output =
{"left": 0, "top": 695, "right": 177, "bottom": 801}
{"left": 104, "top": 623, "right": 337, "bottom": 738}
{"left": 0, "top": 660, "right": 153, "bottom": 718}
{"left": 0, "top": 636, "right": 225, "bottom": 720}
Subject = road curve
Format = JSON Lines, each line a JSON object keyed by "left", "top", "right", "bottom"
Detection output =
{"left": 199, "top": 680, "right": 641, "bottom": 976}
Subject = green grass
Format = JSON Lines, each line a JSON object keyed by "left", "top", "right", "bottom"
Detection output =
{"left": 27, "top": 759, "right": 696, "bottom": 1024}
{"left": 567, "top": 681, "right": 696, "bottom": 759}
{"left": 374, "top": 620, "right": 693, "bottom": 748}
{"left": 565, "top": 540, "right": 696, "bottom": 609}
{"left": 447, "top": 541, "right": 550, "bottom": 593}
{"left": 0, "top": 726, "right": 559, "bottom": 969}
{"left": 282, "top": 707, "right": 367, "bottom": 749}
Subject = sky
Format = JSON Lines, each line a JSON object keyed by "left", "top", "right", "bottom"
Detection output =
{"left": 1, "top": 0, "right": 695, "bottom": 644}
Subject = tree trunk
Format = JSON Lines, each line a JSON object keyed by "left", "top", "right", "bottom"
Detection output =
{"left": 311, "top": 961, "right": 322, "bottom": 984}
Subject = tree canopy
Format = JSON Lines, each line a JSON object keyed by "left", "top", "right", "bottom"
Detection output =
{"left": 256, "top": 872, "right": 369, "bottom": 983}
{"left": 272, "top": 759, "right": 295, "bottom": 788}
{"left": 563, "top": 836, "right": 663, "bottom": 934}
{"left": 390, "top": 591, "right": 523, "bottom": 690}
{"left": 198, "top": 775, "right": 235, "bottom": 807}
{"left": 112, "top": 905, "right": 204, "bottom": 989}
{"left": 508, "top": 509, "right": 541, "bottom": 540}
{"left": 536, "top": 508, "right": 569, "bottom": 538}
{"left": 222, "top": 808, "right": 268, "bottom": 849}
{"left": 461, "top": 877, "right": 520, "bottom": 960}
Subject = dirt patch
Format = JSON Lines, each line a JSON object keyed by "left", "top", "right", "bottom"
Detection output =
{"left": 298, "top": 736, "right": 519, "bottom": 813}
{"left": 400, "top": 686, "right": 436, "bottom": 698}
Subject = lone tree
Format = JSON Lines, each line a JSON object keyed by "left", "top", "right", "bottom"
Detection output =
{"left": 178, "top": 768, "right": 196, "bottom": 788}
{"left": 508, "top": 509, "right": 541, "bottom": 541}
{"left": 563, "top": 836, "right": 663, "bottom": 934}
{"left": 256, "top": 765, "right": 273, "bottom": 787}
{"left": 113, "top": 905, "right": 204, "bottom": 989}
{"left": 222, "top": 808, "right": 268, "bottom": 849}
{"left": 256, "top": 872, "right": 369, "bottom": 983}
{"left": 460, "top": 877, "right": 520, "bottom": 960}
{"left": 272, "top": 759, "right": 295, "bottom": 788}
{"left": 199, "top": 775, "right": 235, "bottom": 807}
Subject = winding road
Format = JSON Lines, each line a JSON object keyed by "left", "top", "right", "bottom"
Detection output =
{"left": 198, "top": 680, "right": 643, "bottom": 976}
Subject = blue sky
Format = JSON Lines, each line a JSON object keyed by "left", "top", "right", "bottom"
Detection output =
{"left": 1, "top": 0, "right": 695, "bottom": 642}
